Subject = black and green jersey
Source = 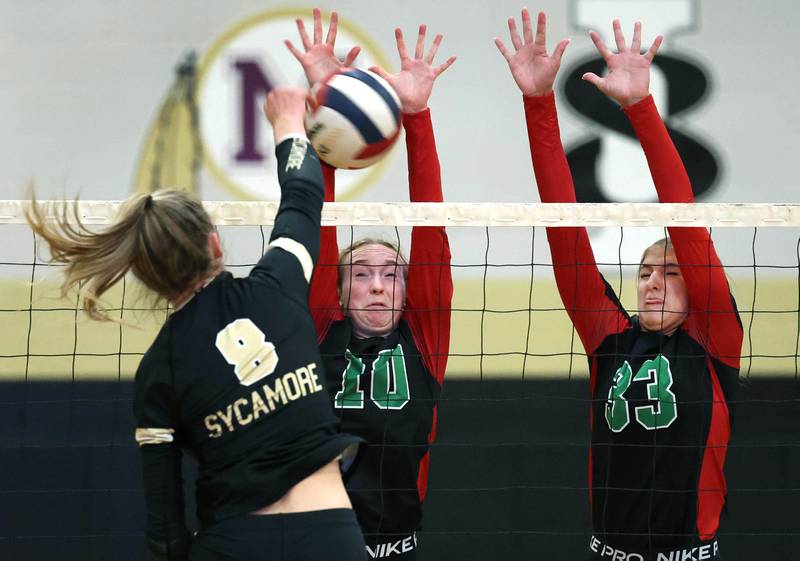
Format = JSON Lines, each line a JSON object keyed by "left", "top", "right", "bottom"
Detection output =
{"left": 319, "top": 318, "right": 441, "bottom": 538}
{"left": 526, "top": 93, "right": 744, "bottom": 554}
{"left": 308, "top": 110, "right": 454, "bottom": 552}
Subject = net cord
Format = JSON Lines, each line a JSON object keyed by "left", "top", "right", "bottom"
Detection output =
{"left": 3, "top": 201, "right": 800, "bottom": 227}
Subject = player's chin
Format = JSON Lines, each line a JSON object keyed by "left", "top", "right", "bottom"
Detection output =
{"left": 355, "top": 311, "right": 398, "bottom": 333}
{"left": 639, "top": 310, "right": 686, "bottom": 333}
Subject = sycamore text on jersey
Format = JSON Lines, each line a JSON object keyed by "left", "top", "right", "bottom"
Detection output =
{"left": 204, "top": 362, "right": 323, "bottom": 438}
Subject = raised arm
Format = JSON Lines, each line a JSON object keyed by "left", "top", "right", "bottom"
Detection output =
{"left": 370, "top": 24, "right": 456, "bottom": 382}
{"left": 250, "top": 87, "right": 324, "bottom": 302}
{"left": 587, "top": 20, "right": 741, "bottom": 365}
{"left": 286, "top": 9, "right": 351, "bottom": 339}
{"left": 497, "top": 10, "right": 629, "bottom": 354}
{"left": 309, "top": 164, "right": 344, "bottom": 341}
{"left": 404, "top": 109, "right": 452, "bottom": 384}
{"left": 630, "top": 99, "right": 740, "bottom": 364}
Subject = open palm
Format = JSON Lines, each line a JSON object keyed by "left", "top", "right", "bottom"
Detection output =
{"left": 285, "top": 8, "right": 360, "bottom": 85}
{"left": 370, "top": 25, "right": 455, "bottom": 114}
{"left": 582, "top": 20, "right": 663, "bottom": 107}
{"left": 495, "top": 10, "right": 569, "bottom": 97}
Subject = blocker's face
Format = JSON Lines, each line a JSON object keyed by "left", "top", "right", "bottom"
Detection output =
{"left": 340, "top": 244, "right": 407, "bottom": 339}
{"left": 637, "top": 248, "right": 689, "bottom": 336}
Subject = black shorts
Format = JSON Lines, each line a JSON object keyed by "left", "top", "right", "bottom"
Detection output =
{"left": 587, "top": 535, "right": 723, "bottom": 561}
{"left": 190, "top": 508, "right": 366, "bottom": 561}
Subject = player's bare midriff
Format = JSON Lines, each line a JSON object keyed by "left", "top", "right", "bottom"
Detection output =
{"left": 250, "top": 459, "right": 352, "bottom": 515}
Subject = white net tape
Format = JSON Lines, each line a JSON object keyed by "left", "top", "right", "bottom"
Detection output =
{"left": 3, "top": 200, "right": 800, "bottom": 228}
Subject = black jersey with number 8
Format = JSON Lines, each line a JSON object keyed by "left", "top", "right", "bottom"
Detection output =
{"left": 134, "top": 137, "right": 360, "bottom": 539}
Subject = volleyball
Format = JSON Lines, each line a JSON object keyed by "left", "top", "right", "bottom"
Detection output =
{"left": 305, "top": 68, "right": 402, "bottom": 169}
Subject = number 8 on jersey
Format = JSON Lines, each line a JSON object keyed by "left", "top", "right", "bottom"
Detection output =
{"left": 215, "top": 318, "right": 279, "bottom": 386}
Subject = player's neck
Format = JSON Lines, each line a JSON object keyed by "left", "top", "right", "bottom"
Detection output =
{"left": 171, "top": 265, "right": 224, "bottom": 310}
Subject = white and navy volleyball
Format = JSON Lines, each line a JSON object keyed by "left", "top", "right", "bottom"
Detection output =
{"left": 306, "top": 68, "right": 402, "bottom": 169}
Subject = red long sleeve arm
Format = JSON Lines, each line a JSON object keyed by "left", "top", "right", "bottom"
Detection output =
{"left": 402, "top": 109, "right": 453, "bottom": 385}
{"left": 624, "top": 96, "right": 742, "bottom": 367}
{"left": 525, "top": 93, "right": 629, "bottom": 355}
{"left": 309, "top": 163, "right": 345, "bottom": 343}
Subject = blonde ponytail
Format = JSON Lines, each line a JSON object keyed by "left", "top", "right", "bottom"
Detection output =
{"left": 26, "top": 190, "right": 216, "bottom": 321}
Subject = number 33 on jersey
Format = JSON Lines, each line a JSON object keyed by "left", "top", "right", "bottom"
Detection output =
{"left": 605, "top": 354, "right": 678, "bottom": 432}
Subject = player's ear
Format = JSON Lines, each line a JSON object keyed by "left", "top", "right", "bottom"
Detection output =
{"left": 208, "top": 230, "right": 223, "bottom": 261}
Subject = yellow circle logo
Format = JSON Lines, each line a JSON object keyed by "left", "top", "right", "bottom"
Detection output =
{"left": 195, "top": 8, "right": 394, "bottom": 201}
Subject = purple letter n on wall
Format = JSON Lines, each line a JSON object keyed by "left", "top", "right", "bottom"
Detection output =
{"left": 234, "top": 60, "right": 273, "bottom": 163}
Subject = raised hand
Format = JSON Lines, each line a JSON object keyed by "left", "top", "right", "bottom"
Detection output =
{"left": 495, "top": 9, "right": 569, "bottom": 97}
{"left": 263, "top": 87, "right": 309, "bottom": 142}
{"left": 285, "top": 8, "right": 361, "bottom": 86}
{"left": 369, "top": 25, "right": 456, "bottom": 114}
{"left": 582, "top": 20, "right": 663, "bottom": 107}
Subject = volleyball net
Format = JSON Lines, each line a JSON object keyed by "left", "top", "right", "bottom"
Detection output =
{"left": 1, "top": 200, "right": 799, "bottom": 560}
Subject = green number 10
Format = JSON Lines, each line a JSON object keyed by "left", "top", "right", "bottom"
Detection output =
{"left": 334, "top": 344, "right": 410, "bottom": 410}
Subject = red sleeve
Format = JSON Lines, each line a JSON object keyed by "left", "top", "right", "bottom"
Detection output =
{"left": 402, "top": 109, "right": 453, "bottom": 385}
{"left": 525, "top": 93, "right": 630, "bottom": 355}
{"left": 624, "top": 96, "right": 742, "bottom": 367}
{"left": 309, "top": 163, "right": 344, "bottom": 343}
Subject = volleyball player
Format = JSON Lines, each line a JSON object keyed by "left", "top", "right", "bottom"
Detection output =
{"left": 27, "top": 87, "right": 365, "bottom": 561}
{"left": 497, "top": 11, "right": 742, "bottom": 560}
{"left": 286, "top": 10, "right": 454, "bottom": 559}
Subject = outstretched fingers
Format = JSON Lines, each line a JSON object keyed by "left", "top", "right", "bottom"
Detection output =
{"left": 508, "top": 17, "right": 523, "bottom": 51}
{"left": 494, "top": 37, "right": 512, "bottom": 62}
{"left": 581, "top": 71, "right": 604, "bottom": 89}
{"left": 284, "top": 39, "right": 304, "bottom": 62}
{"left": 369, "top": 65, "right": 391, "bottom": 82}
{"left": 295, "top": 17, "right": 313, "bottom": 51}
{"left": 589, "top": 29, "right": 613, "bottom": 61}
{"left": 522, "top": 8, "right": 534, "bottom": 45}
{"left": 414, "top": 24, "right": 427, "bottom": 59}
{"left": 551, "top": 38, "right": 570, "bottom": 66}
{"left": 312, "top": 7, "right": 323, "bottom": 44}
{"left": 644, "top": 34, "right": 663, "bottom": 61}
{"left": 325, "top": 11, "right": 339, "bottom": 46}
{"left": 425, "top": 33, "right": 443, "bottom": 65}
{"left": 395, "top": 27, "right": 410, "bottom": 61}
{"left": 612, "top": 19, "right": 626, "bottom": 52}
{"left": 533, "top": 10, "right": 547, "bottom": 46}
{"left": 434, "top": 55, "right": 457, "bottom": 77}
{"left": 630, "top": 21, "right": 642, "bottom": 52}
{"left": 344, "top": 45, "right": 361, "bottom": 67}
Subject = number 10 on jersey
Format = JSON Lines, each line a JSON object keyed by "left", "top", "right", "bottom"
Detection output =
{"left": 335, "top": 345, "right": 410, "bottom": 410}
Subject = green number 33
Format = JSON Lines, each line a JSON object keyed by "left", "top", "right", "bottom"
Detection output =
{"left": 605, "top": 355, "right": 678, "bottom": 432}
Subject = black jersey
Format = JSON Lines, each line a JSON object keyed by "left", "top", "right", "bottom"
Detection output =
{"left": 319, "top": 318, "right": 441, "bottom": 536}
{"left": 590, "top": 308, "right": 740, "bottom": 551}
{"left": 308, "top": 109, "right": 453, "bottom": 546}
{"left": 525, "top": 93, "right": 743, "bottom": 553}
{"left": 133, "top": 137, "right": 360, "bottom": 558}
